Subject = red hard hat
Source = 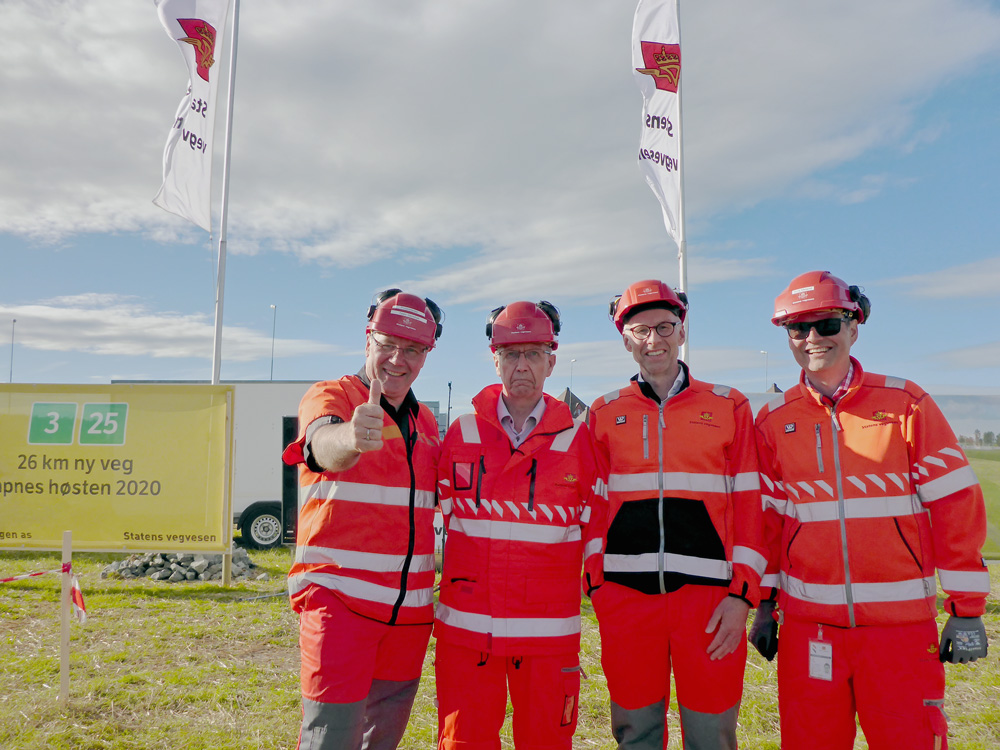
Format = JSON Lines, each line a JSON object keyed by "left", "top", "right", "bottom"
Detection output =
{"left": 772, "top": 271, "right": 869, "bottom": 325}
{"left": 486, "top": 301, "right": 560, "bottom": 351}
{"left": 610, "top": 279, "right": 688, "bottom": 332}
{"left": 367, "top": 289, "right": 443, "bottom": 348}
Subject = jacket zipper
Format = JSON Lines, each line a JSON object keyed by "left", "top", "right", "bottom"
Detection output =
{"left": 657, "top": 404, "right": 667, "bottom": 594}
{"left": 642, "top": 415, "right": 649, "bottom": 460}
{"left": 814, "top": 424, "right": 825, "bottom": 473}
{"left": 830, "top": 409, "right": 856, "bottom": 627}
{"left": 389, "top": 413, "right": 418, "bottom": 625}
{"left": 475, "top": 455, "right": 486, "bottom": 508}
{"left": 527, "top": 459, "right": 537, "bottom": 511}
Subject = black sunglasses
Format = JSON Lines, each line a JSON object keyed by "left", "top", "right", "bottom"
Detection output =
{"left": 783, "top": 317, "right": 850, "bottom": 340}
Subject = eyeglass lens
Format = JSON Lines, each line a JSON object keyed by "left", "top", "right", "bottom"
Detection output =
{"left": 628, "top": 322, "right": 677, "bottom": 338}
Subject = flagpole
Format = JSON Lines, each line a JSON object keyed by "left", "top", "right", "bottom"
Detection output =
{"left": 674, "top": 0, "right": 689, "bottom": 363}
{"left": 211, "top": 0, "right": 240, "bottom": 385}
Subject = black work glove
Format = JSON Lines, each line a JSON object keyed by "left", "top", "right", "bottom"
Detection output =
{"left": 748, "top": 600, "right": 778, "bottom": 661}
{"left": 939, "top": 616, "right": 988, "bottom": 664}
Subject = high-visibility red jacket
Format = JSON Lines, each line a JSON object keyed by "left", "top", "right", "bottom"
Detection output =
{"left": 282, "top": 375, "right": 441, "bottom": 625}
{"left": 588, "top": 366, "right": 765, "bottom": 606}
{"left": 754, "top": 358, "right": 990, "bottom": 627}
{"left": 435, "top": 385, "right": 607, "bottom": 656}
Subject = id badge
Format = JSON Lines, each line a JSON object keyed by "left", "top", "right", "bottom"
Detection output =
{"left": 808, "top": 639, "right": 833, "bottom": 681}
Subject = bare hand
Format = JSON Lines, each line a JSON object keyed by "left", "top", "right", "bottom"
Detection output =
{"left": 705, "top": 596, "right": 751, "bottom": 661}
{"left": 350, "top": 378, "right": 384, "bottom": 453}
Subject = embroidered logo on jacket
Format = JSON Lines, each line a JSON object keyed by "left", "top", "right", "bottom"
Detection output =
{"left": 784, "top": 423, "right": 796, "bottom": 434}
{"left": 700, "top": 411, "right": 713, "bottom": 421}
{"left": 615, "top": 415, "right": 627, "bottom": 425}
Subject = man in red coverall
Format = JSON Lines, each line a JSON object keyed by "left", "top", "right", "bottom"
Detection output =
{"left": 750, "top": 270, "right": 990, "bottom": 750}
{"left": 282, "top": 289, "right": 444, "bottom": 750}
{"left": 588, "top": 280, "right": 766, "bottom": 750}
{"left": 435, "top": 300, "right": 606, "bottom": 750}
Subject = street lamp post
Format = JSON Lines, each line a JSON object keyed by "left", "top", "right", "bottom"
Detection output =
{"left": 447, "top": 381, "right": 453, "bottom": 429}
{"left": 269, "top": 305, "right": 277, "bottom": 381}
{"left": 760, "top": 350, "right": 768, "bottom": 393}
{"left": 9, "top": 318, "right": 15, "bottom": 383}
{"left": 570, "top": 359, "right": 577, "bottom": 394}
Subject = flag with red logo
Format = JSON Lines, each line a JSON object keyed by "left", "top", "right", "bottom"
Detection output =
{"left": 153, "top": 0, "right": 231, "bottom": 231}
{"left": 632, "top": 0, "right": 681, "bottom": 242}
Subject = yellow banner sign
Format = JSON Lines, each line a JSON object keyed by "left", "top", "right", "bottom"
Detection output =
{"left": 0, "top": 384, "right": 233, "bottom": 552}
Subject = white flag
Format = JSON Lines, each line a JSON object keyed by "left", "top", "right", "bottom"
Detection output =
{"left": 153, "top": 0, "right": 230, "bottom": 232}
{"left": 632, "top": 0, "right": 681, "bottom": 242}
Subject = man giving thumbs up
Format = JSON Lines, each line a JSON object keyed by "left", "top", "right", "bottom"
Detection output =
{"left": 282, "top": 289, "right": 444, "bottom": 750}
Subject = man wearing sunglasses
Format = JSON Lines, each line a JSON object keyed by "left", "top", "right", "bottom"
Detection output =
{"left": 752, "top": 270, "right": 990, "bottom": 750}
{"left": 434, "top": 301, "right": 605, "bottom": 750}
{"left": 588, "top": 280, "right": 765, "bottom": 750}
{"left": 282, "top": 289, "right": 444, "bottom": 750}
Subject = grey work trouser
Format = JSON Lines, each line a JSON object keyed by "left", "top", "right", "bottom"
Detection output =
{"left": 299, "top": 677, "right": 421, "bottom": 750}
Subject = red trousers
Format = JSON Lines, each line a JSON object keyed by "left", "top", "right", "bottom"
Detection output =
{"left": 298, "top": 586, "right": 431, "bottom": 704}
{"left": 435, "top": 640, "right": 581, "bottom": 750}
{"left": 593, "top": 582, "right": 746, "bottom": 713}
{"left": 777, "top": 617, "right": 948, "bottom": 750}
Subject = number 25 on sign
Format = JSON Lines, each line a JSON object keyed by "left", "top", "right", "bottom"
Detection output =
{"left": 28, "top": 402, "right": 129, "bottom": 446}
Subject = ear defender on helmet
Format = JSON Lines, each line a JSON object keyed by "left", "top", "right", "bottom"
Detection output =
{"left": 848, "top": 285, "right": 871, "bottom": 324}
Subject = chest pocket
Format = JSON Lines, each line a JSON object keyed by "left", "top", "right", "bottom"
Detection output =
{"left": 451, "top": 452, "right": 487, "bottom": 508}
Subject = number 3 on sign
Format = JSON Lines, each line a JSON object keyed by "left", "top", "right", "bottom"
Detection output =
{"left": 79, "top": 403, "right": 129, "bottom": 446}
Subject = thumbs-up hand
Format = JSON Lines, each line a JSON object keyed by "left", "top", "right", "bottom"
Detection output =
{"left": 350, "top": 377, "right": 385, "bottom": 453}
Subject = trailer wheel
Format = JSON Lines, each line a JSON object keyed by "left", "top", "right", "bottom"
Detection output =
{"left": 242, "top": 507, "right": 283, "bottom": 549}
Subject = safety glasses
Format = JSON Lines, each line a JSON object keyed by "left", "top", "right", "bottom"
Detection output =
{"left": 783, "top": 317, "right": 848, "bottom": 340}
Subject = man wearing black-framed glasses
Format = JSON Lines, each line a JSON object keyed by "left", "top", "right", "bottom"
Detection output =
{"left": 282, "top": 289, "right": 444, "bottom": 750}
{"left": 588, "top": 280, "right": 765, "bottom": 750}
{"left": 752, "top": 270, "right": 989, "bottom": 750}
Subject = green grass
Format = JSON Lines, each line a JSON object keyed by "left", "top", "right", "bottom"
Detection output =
{"left": 1, "top": 550, "right": 998, "bottom": 749}
{"left": 970, "top": 455, "right": 1000, "bottom": 558}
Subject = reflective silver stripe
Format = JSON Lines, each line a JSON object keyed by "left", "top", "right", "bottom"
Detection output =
{"left": 584, "top": 537, "right": 603, "bottom": 559}
{"left": 884, "top": 375, "right": 907, "bottom": 389}
{"left": 580, "top": 505, "right": 592, "bottom": 524}
{"left": 439, "top": 496, "right": 453, "bottom": 515}
{"left": 301, "top": 480, "right": 436, "bottom": 509}
{"left": 288, "top": 572, "right": 434, "bottom": 608}
{"left": 604, "top": 552, "right": 731, "bottom": 580}
{"left": 732, "top": 471, "right": 759, "bottom": 492}
{"left": 762, "top": 493, "right": 787, "bottom": 516}
{"left": 457, "top": 413, "right": 481, "bottom": 444}
{"left": 600, "top": 388, "right": 623, "bottom": 404}
{"left": 436, "top": 603, "right": 580, "bottom": 639}
{"left": 733, "top": 546, "right": 767, "bottom": 577}
{"left": 780, "top": 572, "right": 936, "bottom": 605}
{"left": 760, "top": 573, "right": 779, "bottom": 589}
{"left": 792, "top": 495, "right": 918, "bottom": 523}
{"left": 549, "top": 422, "right": 581, "bottom": 453}
{"left": 449, "top": 516, "right": 582, "bottom": 544}
{"left": 938, "top": 568, "right": 992, "bottom": 593}
{"left": 712, "top": 384, "right": 731, "bottom": 398}
{"left": 608, "top": 472, "right": 732, "bottom": 494}
{"left": 917, "top": 465, "right": 979, "bottom": 504}
{"left": 295, "top": 545, "right": 436, "bottom": 573}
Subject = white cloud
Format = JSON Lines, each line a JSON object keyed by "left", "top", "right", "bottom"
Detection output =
{"left": 0, "top": 297, "right": 332, "bottom": 362}
{"left": 888, "top": 257, "right": 1000, "bottom": 298}
{"left": 3, "top": 0, "right": 999, "bottom": 292}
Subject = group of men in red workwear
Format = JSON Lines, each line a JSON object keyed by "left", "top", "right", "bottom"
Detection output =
{"left": 282, "top": 272, "right": 990, "bottom": 750}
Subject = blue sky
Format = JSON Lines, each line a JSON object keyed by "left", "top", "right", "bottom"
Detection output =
{"left": 2, "top": 1, "right": 999, "bottom": 429}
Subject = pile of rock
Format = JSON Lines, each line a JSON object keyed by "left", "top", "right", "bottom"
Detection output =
{"left": 101, "top": 548, "right": 269, "bottom": 583}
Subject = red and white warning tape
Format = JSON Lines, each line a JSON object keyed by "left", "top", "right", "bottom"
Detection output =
{"left": 0, "top": 562, "right": 87, "bottom": 623}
